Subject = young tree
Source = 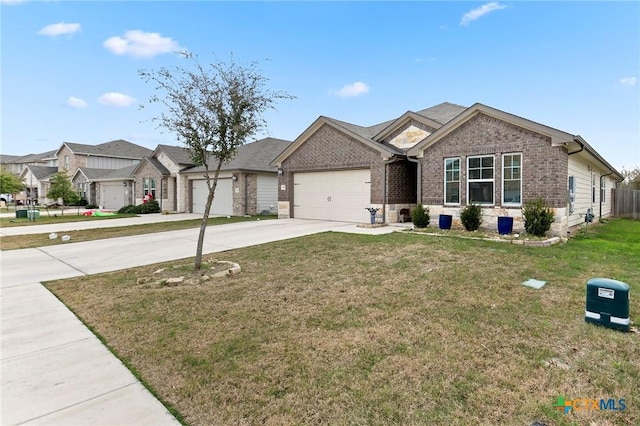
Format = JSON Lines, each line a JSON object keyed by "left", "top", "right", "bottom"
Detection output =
{"left": 47, "top": 171, "right": 80, "bottom": 215}
{"left": 140, "top": 53, "right": 293, "bottom": 271}
{"left": 0, "top": 171, "right": 25, "bottom": 203}
{"left": 620, "top": 166, "right": 640, "bottom": 190}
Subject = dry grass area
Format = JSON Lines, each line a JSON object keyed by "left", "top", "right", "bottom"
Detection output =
{"left": 46, "top": 219, "right": 640, "bottom": 426}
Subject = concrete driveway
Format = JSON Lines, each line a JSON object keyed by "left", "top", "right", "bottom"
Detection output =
{"left": 1, "top": 218, "right": 397, "bottom": 425}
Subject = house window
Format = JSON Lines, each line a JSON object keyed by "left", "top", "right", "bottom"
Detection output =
{"left": 502, "top": 153, "right": 522, "bottom": 205}
{"left": 77, "top": 182, "right": 87, "bottom": 199}
{"left": 143, "top": 178, "right": 156, "bottom": 199}
{"left": 467, "top": 155, "right": 494, "bottom": 205}
{"left": 591, "top": 171, "right": 596, "bottom": 203}
{"left": 444, "top": 158, "right": 460, "bottom": 204}
{"left": 568, "top": 176, "right": 575, "bottom": 213}
{"left": 64, "top": 156, "right": 69, "bottom": 170}
{"left": 600, "top": 177, "right": 606, "bottom": 202}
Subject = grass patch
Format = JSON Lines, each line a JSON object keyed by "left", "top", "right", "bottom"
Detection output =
{"left": 0, "top": 212, "right": 137, "bottom": 228}
{"left": 45, "top": 219, "right": 640, "bottom": 425}
{"left": 0, "top": 215, "right": 276, "bottom": 250}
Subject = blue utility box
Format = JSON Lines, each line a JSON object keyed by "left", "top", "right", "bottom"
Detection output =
{"left": 585, "top": 278, "right": 630, "bottom": 332}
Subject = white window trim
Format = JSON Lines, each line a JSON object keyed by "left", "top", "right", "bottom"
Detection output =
{"left": 501, "top": 153, "right": 522, "bottom": 207}
{"left": 444, "top": 157, "right": 461, "bottom": 206}
{"left": 467, "top": 155, "right": 495, "bottom": 206}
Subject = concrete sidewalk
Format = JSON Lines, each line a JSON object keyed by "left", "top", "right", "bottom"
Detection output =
{"left": 1, "top": 219, "right": 398, "bottom": 425}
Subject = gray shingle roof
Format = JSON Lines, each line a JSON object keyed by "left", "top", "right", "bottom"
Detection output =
{"left": 8, "top": 150, "right": 57, "bottom": 164}
{"left": 415, "top": 102, "right": 467, "bottom": 125}
{"left": 0, "top": 154, "right": 20, "bottom": 164}
{"left": 154, "top": 145, "right": 195, "bottom": 166}
{"left": 25, "top": 166, "right": 58, "bottom": 180}
{"left": 61, "top": 140, "right": 152, "bottom": 159}
{"left": 93, "top": 164, "right": 138, "bottom": 180}
{"left": 75, "top": 168, "right": 114, "bottom": 180}
{"left": 147, "top": 157, "right": 171, "bottom": 176}
{"left": 185, "top": 138, "right": 292, "bottom": 174}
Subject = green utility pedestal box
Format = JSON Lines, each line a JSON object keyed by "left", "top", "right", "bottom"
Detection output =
{"left": 585, "top": 278, "right": 630, "bottom": 332}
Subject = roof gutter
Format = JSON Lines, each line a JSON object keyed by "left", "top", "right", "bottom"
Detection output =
{"left": 567, "top": 138, "right": 584, "bottom": 156}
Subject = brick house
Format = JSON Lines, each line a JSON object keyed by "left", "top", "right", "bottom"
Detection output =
{"left": 62, "top": 139, "right": 152, "bottom": 207}
{"left": 274, "top": 102, "right": 622, "bottom": 235}
{"left": 127, "top": 137, "right": 290, "bottom": 215}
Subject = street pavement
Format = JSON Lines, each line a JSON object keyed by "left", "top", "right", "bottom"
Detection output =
{"left": 1, "top": 216, "right": 399, "bottom": 425}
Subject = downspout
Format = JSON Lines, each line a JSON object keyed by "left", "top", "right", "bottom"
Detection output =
{"left": 382, "top": 157, "right": 401, "bottom": 223}
{"left": 599, "top": 171, "right": 614, "bottom": 220}
{"left": 244, "top": 174, "right": 248, "bottom": 215}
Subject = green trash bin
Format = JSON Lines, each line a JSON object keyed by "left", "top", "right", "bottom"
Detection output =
{"left": 585, "top": 278, "right": 630, "bottom": 332}
{"left": 27, "top": 210, "right": 40, "bottom": 220}
{"left": 16, "top": 210, "right": 27, "bottom": 219}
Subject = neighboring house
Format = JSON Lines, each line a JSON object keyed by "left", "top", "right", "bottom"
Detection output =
{"left": 72, "top": 165, "right": 138, "bottom": 209}
{"left": 1, "top": 150, "right": 57, "bottom": 176}
{"left": 131, "top": 144, "right": 196, "bottom": 212}
{"left": 274, "top": 102, "right": 622, "bottom": 235}
{"left": 55, "top": 139, "right": 152, "bottom": 178}
{"left": 133, "top": 137, "right": 290, "bottom": 215}
{"left": 18, "top": 165, "right": 58, "bottom": 205}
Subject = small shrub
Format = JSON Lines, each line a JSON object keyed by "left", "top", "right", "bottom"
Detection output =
{"left": 460, "top": 204, "right": 482, "bottom": 231}
{"left": 85, "top": 203, "right": 99, "bottom": 209}
{"left": 140, "top": 200, "right": 161, "bottom": 214}
{"left": 522, "top": 198, "right": 555, "bottom": 236}
{"left": 118, "top": 204, "right": 141, "bottom": 214}
{"left": 77, "top": 199, "right": 88, "bottom": 206}
{"left": 411, "top": 204, "right": 430, "bottom": 228}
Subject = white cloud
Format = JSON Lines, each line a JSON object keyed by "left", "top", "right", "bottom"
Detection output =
{"left": 619, "top": 77, "right": 637, "bottom": 86}
{"left": 38, "top": 22, "right": 81, "bottom": 37}
{"left": 330, "top": 81, "right": 370, "bottom": 98}
{"left": 460, "top": 2, "right": 509, "bottom": 26}
{"left": 66, "top": 96, "right": 88, "bottom": 109}
{"left": 98, "top": 92, "right": 137, "bottom": 107}
{"left": 103, "top": 30, "right": 180, "bottom": 58}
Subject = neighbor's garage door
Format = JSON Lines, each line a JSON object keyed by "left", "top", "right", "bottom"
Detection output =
{"left": 101, "top": 183, "right": 124, "bottom": 210}
{"left": 192, "top": 179, "right": 233, "bottom": 215}
{"left": 293, "top": 169, "right": 371, "bottom": 222}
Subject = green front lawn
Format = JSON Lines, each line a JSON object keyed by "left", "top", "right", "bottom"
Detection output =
{"left": 0, "top": 215, "right": 276, "bottom": 250}
{"left": 46, "top": 219, "right": 640, "bottom": 425}
{"left": 0, "top": 212, "right": 137, "bottom": 228}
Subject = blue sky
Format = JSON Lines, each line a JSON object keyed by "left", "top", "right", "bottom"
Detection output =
{"left": 1, "top": 1, "right": 638, "bottom": 172}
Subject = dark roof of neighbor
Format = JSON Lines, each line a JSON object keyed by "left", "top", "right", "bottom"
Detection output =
{"left": 154, "top": 144, "right": 195, "bottom": 166}
{"left": 75, "top": 167, "right": 114, "bottom": 180}
{"left": 0, "top": 154, "right": 20, "bottom": 164}
{"left": 24, "top": 165, "right": 58, "bottom": 180}
{"left": 186, "top": 137, "right": 292, "bottom": 174}
{"left": 58, "top": 140, "right": 152, "bottom": 159}
{"left": 6, "top": 150, "right": 57, "bottom": 164}
{"left": 96, "top": 164, "right": 139, "bottom": 180}
{"left": 131, "top": 157, "right": 171, "bottom": 177}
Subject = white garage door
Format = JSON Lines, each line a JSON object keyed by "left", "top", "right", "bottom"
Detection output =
{"left": 257, "top": 174, "right": 278, "bottom": 214}
{"left": 102, "top": 183, "right": 124, "bottom": 210}
{"left": 192, "top": 179, "right": 233, "bottom": 215}
{"left": 293, "top": 169, "right": 371, "bottom": 222}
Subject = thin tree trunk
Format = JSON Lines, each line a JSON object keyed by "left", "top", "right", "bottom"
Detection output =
{"left": 194, "top": 158, "right": 224, "bottom": 271}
